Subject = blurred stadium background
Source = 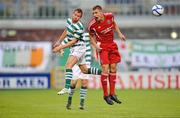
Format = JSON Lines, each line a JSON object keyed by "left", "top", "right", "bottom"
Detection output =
{"left": 0, "top": 0, "right": 180, "bottom": 118}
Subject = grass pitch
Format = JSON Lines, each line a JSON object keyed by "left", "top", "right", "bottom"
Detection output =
{"left": 0, "top": 89, "right": 180, "bottom": 118}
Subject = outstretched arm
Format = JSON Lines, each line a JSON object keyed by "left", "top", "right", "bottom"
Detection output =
{"left": 52, "top": 38, "right": 77, "bottom": 53}
{"left": 53, "top": 29, "right": 67, "bottom": 47}
{"left": 114, "top": 21, "right": 126, "bottom": 41}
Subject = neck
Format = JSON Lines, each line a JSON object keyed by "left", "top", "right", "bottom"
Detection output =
{"left": 72, "top": 19, "right": 78, "bottom": 23}
{"left": 99, "top": 15, "right": 105, "bottom": 22}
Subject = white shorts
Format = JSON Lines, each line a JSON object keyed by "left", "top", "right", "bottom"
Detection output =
{"left": 69, "top": 44, "right": 86, "bottom": 65}
{"left": 72, "top": 64, "right": 91, "bottom": 80}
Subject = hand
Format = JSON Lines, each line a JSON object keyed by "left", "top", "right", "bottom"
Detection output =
{"left": 96, "top": 42, "right": 102, "bottom": 52}
{"left": 52, "top": 45, "right": 63, "bottom": 53}
{"left": 118, "top": 34, "right": 126, "bottom": 41}
{"left": 59, "top": 49, "right": 64, "bottom": 56}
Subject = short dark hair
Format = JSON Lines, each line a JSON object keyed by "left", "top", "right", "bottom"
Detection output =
{"left": 74, "top": 8, "right": 83, "bottom": 17}
{"left": 92, "top": 5, "right": 102, "bottom": 11}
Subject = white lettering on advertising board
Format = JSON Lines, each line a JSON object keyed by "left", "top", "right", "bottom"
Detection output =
{"left": 88, "top": 72, "right": 180, "bottom": 89}
{"left": 0, "top": 77, "right": 49, "bottom": 89}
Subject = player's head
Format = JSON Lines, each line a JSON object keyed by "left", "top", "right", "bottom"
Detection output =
{"left": 92, "top": 5, "right": 103, "bottom": 21}
{"left": 72, "top": 8, "right": 83, "bottom": 23}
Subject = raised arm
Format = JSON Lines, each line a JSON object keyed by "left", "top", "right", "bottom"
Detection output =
{"left": 52, "top": 38, "right": 77, "bottom": 53}
{"left": 53, "top": 29, "right": 67, "bottom": 47}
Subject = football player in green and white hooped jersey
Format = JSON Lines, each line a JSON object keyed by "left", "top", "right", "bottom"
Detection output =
{"left": 62, "top": 33, "right": 91, "bottom": 66}
{"left": 61, "top": 33, "right": 92, "bottom": 110}
{"left": 53, "top": 8, "right": 101, "bottom": 97}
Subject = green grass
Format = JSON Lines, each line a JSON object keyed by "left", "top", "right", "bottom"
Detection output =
{"left": 0, "top": 89, "right": 180, "bottom": 118}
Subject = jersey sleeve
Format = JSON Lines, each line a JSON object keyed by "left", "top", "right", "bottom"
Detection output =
{"left": 61, "top": 38, "right": 69, "bottom": 45}
{"left": 66, "top": 18, "right": 71, "bottom": 27}
{"left": 105, "top": 12, "right": 114, "bottom": 21}
{"left": 88, "top": 26, "right": 94, "bottom": 35}
{"left": 88, "top": 20, "right": 95, "bottom": 35}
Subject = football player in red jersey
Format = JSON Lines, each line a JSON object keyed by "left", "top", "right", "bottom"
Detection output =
{"left": 88, "top": 5, "right": 126, "bottom": 105}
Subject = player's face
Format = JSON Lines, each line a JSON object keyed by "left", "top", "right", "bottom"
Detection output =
{"left": 72, "top": 11, "right": 82, "bottom": 23}
{"left": 92, "top": 9, "right": 103, "bottom": 21}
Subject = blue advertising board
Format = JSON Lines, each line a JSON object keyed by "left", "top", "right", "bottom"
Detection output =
{"left": 0, "top": 73, "right": 50, "bottom": 89}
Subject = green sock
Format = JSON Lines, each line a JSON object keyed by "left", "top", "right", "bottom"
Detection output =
{"left": 65, "top": 69, "right": 72, "bottom": 89}
{"left": 65, "top": 79, "right": 71, "bottom": 89}
{"left": 88, "top": 67, "right": 102, "bottom": 75}
{"left": 80, "top": 86, "right": 87, "bottom": 106}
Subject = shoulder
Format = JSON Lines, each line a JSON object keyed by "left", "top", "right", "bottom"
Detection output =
{"left": 88, "top": 18, "right": 96, "bottom": 30}
{"left": 104, "top": 12, "right": 114, "bottom": 18}
{"left": 66, "top": 18, "right": 72, "bottom": 26}
{"left": 78, "top": 21, "right": 84, "bottom": 27}
{"left": 75, "top": 21, "right": 84, "bottom": 30}
{"left": 66, "top": 18, "right": 72, "bottom": 23}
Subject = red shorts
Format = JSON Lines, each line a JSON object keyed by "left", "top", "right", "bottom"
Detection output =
{"left": 99, "top": 42, "right": 121, "bottom": 64}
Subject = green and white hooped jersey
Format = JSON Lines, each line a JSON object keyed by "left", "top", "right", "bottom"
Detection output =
{"left": 62, "top": 33, "right": 92, "bottom": 65}
{"left": 66, "top": 18, "right": 85, "bottom": 47}
{"left": 83, "top": 33, "right": 92, "bottom": 65}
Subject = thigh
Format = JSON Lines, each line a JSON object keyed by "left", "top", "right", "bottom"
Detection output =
{"left": 65, "top": 55, "right": 78, "bottom": 68}
{"left": 109, "top": 44, "right": 121, "bottom": 64}
{"left": 99, "top": 50, "right": 110, "bottom": 64}
{"left": 70, "top": 45, "right": 86, "bottom": 60}
{"left": 77, "top": 52, "right": 86, "bottom": 65}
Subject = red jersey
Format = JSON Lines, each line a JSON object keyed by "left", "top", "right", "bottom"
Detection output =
{"left": 88, "top": 13, "right": 115, "bottom": 43}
